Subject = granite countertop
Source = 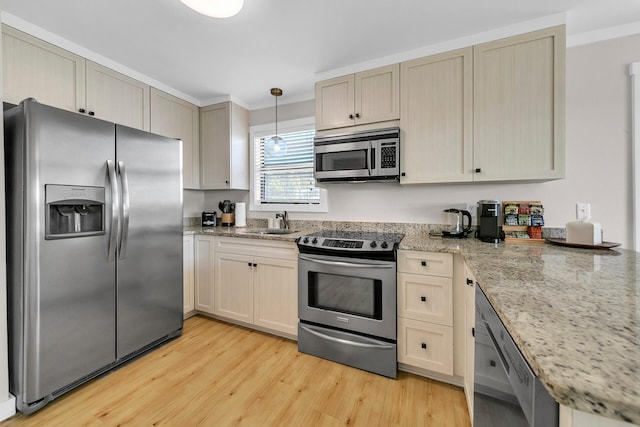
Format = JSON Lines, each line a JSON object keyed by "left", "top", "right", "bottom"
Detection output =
{"left": 186, "top": 225, "right": 639, "bottom": 424}
{"left": 402, "top": 234, "right": 640, "bottom": 425}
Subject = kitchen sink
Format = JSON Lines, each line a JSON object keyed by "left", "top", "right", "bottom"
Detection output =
{"left": 242, "top": 229, "right": 298, "bottom": 235}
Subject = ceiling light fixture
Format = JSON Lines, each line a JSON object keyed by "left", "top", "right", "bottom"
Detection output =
{"left": 265, "top": 88, "right": 286, "bottom": 157}
{"left": 179, "top": 0, "right": 244, "bottom": 18}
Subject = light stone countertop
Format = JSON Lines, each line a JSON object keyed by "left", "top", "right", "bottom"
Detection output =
{"left": 186, "top": 224, "right": 639, "bottom": 424}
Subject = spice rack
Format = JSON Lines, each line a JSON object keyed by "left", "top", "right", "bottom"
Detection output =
{"left": 502, "top": 201, "right": 545, "bottom": 245}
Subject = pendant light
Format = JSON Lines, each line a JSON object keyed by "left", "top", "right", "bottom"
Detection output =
{"left": 180, "top": 0, "right": 244, "bottom": 18}
{"left": 265, "top": 88, "right": 286, "bottom": 157}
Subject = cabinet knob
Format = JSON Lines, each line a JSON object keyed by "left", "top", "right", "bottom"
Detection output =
{"left": 420, "top": 296, "right": 427, "bottom": 302}
{"left": 421, "top": 343, "right": 427, "bottom": 349}
{"left": 78, "top": 108, "right": 86, "bottom": 114}
{"left": 252, "top": 263, "right": 257, "bottom": 267}
{"left": 248, "top": 262, "right": 252, "bottom": 267}
{"left": 475, "top": 168, "right": 481, "bottom": 173}
{"left": 466, "top": 278, "right": 473, "bottom": 285}
{"left": 225, "top": 180, "right": 229, "bottom": 184}
{"left": 421, "top": 260, "right": 427, "bottom": 267}
{"left": 355, "top": 113, "right": 360, "bottom": 118}
{"left": 490, "top": 360, "right": 496, "bottom": 367}
{"left": 88, "top": 111, "right": 95, "bottom": 116}
{"left": 348, "top": 114, "right": 354, "bottom": 119}
{"left": 401, "top": 172, "right": 406, "bottom": 177}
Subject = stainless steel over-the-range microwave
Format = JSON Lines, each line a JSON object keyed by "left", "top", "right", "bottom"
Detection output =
{"left": 313, "top": 127, "right": 400, "bottom": 182}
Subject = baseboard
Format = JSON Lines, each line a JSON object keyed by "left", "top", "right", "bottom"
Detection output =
{"left": 0, "top": 394, "right": 16, "bottom": 421}
{"left": 398, "top": 363, "right": 464, "bottom": 388}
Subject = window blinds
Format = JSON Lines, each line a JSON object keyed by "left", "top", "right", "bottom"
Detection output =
{"left": 257, "top": 129, "right": 320, "bottom": 204}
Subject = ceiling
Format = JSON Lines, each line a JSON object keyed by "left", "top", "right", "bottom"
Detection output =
{"left": 2, "top": 0, "right": 640, "bottom": 109}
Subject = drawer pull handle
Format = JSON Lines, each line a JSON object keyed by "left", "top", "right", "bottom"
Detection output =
{"left": 421, "top": 343, "right": 427, "bottom": 349}
{"left": 421, "top": 260, "right": 427, "bottom": 267}
{"left": 466, "top": 278, "right": 473, "bottom": 285}
{"left": 490, "top": 360, "right": 496, "bottom": 367}
{"left": 420, "top": 296, "right": 427, "bottom": 302}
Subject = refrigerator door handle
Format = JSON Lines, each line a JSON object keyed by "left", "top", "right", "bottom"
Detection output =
{"left": 117, "top": 161, "right": 130, "bottom": 259}
{"left": 106, "top": 160, "right": 119, "bottom": 262}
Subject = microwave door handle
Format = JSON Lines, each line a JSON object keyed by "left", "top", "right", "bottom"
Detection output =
{"left": 368, "top": 141, "right": 373, "bottom": 176}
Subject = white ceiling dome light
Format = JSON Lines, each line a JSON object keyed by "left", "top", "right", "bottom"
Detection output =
{"left": 179, "top": 0, "right": 244, "bottom": 18}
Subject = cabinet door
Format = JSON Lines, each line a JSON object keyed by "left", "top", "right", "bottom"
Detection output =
{"left": 183, "top": 235, "right": 195, "bottom": 315}
{"left": 200, "top": 102, "right": 231, "bottom": 189}
{"left": 85, "top": 60, "right": 150, "bottom": 131}
{"left": 150, "top": 88, "right": 200, "bottom": 189}
{"left": 214, "top": 252, "right": 254, "bottom": 323}
{"left": 194, "top": 235, "right": 215, "bottom": 313}
{"left": 397, "top": 273, "right": 453, "bottom": 326}
{"left": 473, "top": 26, "right": 565, "bottom": 181}
{"left": 400, "top": 48, "right": 473, "bottom": 184}
{"left": 315, "top": 74, "right": 355, "bottom": 130}
{"left": 398, "top": 317, "right": 454, "bottom": 375}
{"left": 2, "top": 26, "right": 85, "bottom": 112}
{"left": 463, "top": 264, "right": 476, "bottom": 419}
{"left": 355, "top": 64, "right": 400, "bottom": 125}
{"left": 253, "top": 256, "right": 298, "bottom": 336}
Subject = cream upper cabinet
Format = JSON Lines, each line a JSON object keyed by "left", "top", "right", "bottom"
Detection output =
{"left": 200, "top": 102, "right": 249, "bottom": 190}
{"left": 85, "top": 60, "right": 150, "bottom": 131}
{"left": 150, "top": 88, "right": 200, "bottom": 189}
{"left": 2, "top": 26, "right": 85, "bottom": 112}
{"left": 315, "top": 64, "right": 400, "bottom": 131}
{"left": 2, "top": 26, "right": 151, "bottom": 132}
{"left": 473, "top": 25, "right": 566, "bottom": 181}
{"left": 400, "top": 48, "right": 473, "bottom": 184}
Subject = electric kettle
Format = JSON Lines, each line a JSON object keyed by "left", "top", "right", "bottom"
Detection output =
{"left": 442, "top": 208, "right": 472, "bottom": 238}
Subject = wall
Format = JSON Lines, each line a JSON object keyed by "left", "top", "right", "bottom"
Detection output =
{"left": 199, "top": 34, "right": 640, "bottom": 249}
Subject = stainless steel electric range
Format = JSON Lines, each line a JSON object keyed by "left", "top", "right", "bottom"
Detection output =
{"left": 296, "top": 230, "right": 404, "bottom": 378}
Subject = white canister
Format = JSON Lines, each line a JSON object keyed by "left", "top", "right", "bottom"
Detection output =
{"left": 235, "top": 202, "right": 246, "bottom": 227}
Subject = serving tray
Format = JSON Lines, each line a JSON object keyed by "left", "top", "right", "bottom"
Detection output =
{"left": 545, "top": 238, "right": 621, "bottom": 249}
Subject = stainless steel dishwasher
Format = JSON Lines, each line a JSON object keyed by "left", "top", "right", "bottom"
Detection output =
{"left": 474, "top": 286, "right": 558, "bottom": 427}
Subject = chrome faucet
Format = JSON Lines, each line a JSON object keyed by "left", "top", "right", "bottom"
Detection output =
{"left": 276, "top": 211, "right": 289, "bottom": 230}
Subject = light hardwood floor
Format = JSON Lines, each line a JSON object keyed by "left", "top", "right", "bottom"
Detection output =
{"left": 1, "top": 316, "right": 471, "bottom": 426}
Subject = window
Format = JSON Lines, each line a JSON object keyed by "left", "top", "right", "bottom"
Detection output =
{"left": 250, "top": 118, "right": 327, "bottom": 212}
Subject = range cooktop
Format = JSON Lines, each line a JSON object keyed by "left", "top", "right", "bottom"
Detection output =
{"left": 296, "top": 230, "right": 404, "bottom": 259}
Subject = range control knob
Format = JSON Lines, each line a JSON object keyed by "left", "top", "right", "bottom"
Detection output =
{"left": 381, "top": 241, "right": 389, "bottom": 249}
{"left": 312, "top": 238, "right": 318, "bottom": 244}
{"left": 370, "top": 241, "right": 377, "bottom": 248}
{"left": 303, "top": 237, "right": 309, "bottom": 244}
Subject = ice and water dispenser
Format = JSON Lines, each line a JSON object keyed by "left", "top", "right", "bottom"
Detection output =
{"left": 45, "top": 185, "right": 105, "bottom": 239}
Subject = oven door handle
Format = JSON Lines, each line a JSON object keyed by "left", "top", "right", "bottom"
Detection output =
{"left": 299, "top": 324, "right": 395, "bottom": 350}
{"left": 299, "top": 255, "right": 393, "bottom": 269}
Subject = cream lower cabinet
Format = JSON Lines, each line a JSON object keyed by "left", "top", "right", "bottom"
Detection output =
{"left": 214, "top": 237, "right": 298, "bottom": 337}
{"left": 183, "top": 235, "right": 195, "bottom": 316}
{"left": 194, "top": 235, "right": 215, "bottom": 314}
{"left": 397, "top": 251, "right": 454, "bottom": 375}
{"left": 150, "top": 88, "right": 200, "bottom": 189}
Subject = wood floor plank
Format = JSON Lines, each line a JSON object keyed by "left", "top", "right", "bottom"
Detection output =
{"left": 1, "top": 316, "right": 471, "bottom": 426}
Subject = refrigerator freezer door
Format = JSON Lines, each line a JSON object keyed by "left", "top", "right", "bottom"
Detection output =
{"left": 5, "top": 100, "right": 117, "bottom": 409}
{"left": 115, "top": 125, "right": 183, "bottom": 359}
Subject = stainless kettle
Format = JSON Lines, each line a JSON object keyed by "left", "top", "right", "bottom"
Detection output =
{"left": 442, "top": 208, "right": 472, "bottom": 238}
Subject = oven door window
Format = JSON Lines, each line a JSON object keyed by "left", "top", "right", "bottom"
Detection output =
{"left": 308, "top": 271, "right": 382, "bottom": 319}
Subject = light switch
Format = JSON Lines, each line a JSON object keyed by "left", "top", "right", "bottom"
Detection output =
{"left": 576, "top": 203, "right": 591, "bottom": 221}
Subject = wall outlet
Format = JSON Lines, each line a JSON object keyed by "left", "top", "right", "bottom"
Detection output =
{"left": 468, "top": 204, "right": 477, "bottom": 221}
{"left": 576, "top": 203, "right": 591, "bottom": 221}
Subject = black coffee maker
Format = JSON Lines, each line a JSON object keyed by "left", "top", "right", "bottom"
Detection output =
{"left": 476, "top": 200, "right": 502, "bottom": 243}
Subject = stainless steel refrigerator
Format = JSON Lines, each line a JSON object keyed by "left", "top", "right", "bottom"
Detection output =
{"left": 4, "top": 99, "right": 183, "bottom": 414}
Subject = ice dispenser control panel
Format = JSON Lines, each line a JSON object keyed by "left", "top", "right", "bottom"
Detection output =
{"left": 45, "top": 184, "right": 105, "bottom": 240}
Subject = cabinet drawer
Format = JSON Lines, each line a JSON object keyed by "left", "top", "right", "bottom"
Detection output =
{"left": 398, "top": 273, "right": 453, "bottom": 326}
{"left": 397, "top": 251, "right": 453, "bottom": 277}
{"left": 215, "top": 237, "right": 298, "bottom": 260}
{"left": 397, "top": 317, "right": 453, "bottom": 375}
